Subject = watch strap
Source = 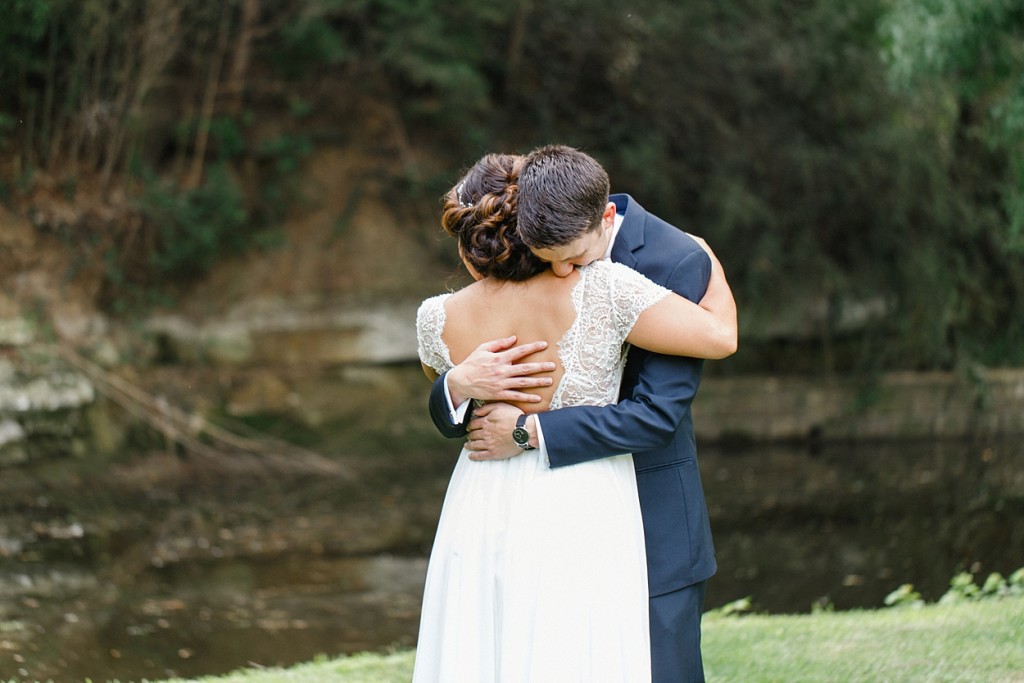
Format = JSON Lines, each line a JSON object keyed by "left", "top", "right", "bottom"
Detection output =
{"left": 514, "top": 414, "right": 536, "bottom": 450}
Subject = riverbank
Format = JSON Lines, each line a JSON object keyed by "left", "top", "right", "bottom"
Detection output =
{"left": 2, "top": 436, "right": 1021, "bottom": 681}
{"left": 49, "top": 594, "right": 1021, "bottom": 683}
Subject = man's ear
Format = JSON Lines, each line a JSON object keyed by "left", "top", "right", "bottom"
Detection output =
{"left": 603, "top": 202, "right": 617, "bottom": 224}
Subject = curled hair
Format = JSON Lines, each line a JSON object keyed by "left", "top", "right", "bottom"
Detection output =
{"left": 518, "top": 144, "right": 610, "bottom": 249}
{"left": 441, "top": 153, "right": 547, "bottom": 282}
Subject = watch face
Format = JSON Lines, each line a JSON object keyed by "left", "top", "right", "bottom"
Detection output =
{"left": 513, "top": 427, "right": 529, "bottom": 447}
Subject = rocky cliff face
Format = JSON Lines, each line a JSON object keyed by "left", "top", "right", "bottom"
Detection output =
{"left": 2, "top": 148, "right": 1024, "bottom": 472}
{"left": 0, "top": 335, "right": 94, "bottom": 466}
{"left": 0, "top": 147, "right": 461, "bottom": 470}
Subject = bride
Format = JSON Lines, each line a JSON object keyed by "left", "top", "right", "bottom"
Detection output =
{"left": 413, "top": 153, "right": 736, "bottom": 682}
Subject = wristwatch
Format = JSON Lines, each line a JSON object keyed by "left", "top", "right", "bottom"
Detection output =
{"left": 513, "top": 414, "right": 536, "bottom": 451}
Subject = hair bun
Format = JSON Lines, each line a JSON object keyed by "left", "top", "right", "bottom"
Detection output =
{"left": 440, "top": 154, "right": 546, "bottom": 282}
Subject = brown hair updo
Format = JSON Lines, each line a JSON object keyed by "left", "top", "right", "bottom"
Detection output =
{"left": 441, "top": 153, "right": 547, "bottom": 282}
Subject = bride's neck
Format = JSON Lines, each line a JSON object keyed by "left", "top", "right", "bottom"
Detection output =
{"left": 474, "top": 269, "right": 572, "bottom": 291}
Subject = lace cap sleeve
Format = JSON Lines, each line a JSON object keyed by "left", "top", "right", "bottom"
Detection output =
{"left": 599, "top": 261, "right": 671, "bottom": 342}
{"left": 416, "top": 293, "right": 453, "bottom": 375}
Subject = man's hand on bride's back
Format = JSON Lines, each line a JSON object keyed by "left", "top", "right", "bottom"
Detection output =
{"left": 447, "top": 336, "right": 556, "bottom": 407}
{"left": 466, "top": 402, "right": 525, "bottom": 461}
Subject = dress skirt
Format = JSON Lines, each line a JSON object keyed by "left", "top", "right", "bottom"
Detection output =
{"left": 412, "top": 442, "right": 651, "bottom": 683}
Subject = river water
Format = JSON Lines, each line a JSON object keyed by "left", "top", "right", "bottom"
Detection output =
{"left": 1, "top": 435, "right": 1021, "bottom": 682}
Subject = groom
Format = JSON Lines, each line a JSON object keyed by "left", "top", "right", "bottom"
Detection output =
{"left": 427, "top": 144, "right": 729, "bottom": 682}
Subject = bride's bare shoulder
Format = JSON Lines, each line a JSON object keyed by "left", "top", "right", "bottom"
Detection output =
{"left": 444, "top": 271, "right": 579, "bottom": 315}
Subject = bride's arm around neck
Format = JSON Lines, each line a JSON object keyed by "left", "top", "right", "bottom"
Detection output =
{"left": 627, "top": 238, "right": 738, "bottom": 359}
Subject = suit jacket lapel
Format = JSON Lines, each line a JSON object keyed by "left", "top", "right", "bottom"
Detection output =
{"left": 610, "top": 193, "right": 644, "bottom": 268}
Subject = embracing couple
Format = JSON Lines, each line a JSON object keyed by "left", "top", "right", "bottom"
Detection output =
{"left": 413, "top": 145, "right": 737, "bottom": 682}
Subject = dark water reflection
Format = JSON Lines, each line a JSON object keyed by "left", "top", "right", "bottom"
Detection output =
{"left": 1, "top": 437, "right": 1021, "bottom": 681}
{"left": 702, "top": 438, "right": 1023, "bottom": 613}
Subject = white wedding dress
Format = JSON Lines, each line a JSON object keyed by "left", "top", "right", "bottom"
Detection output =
{"left": 413, "top": 261, "right": 670, "bottom": 683}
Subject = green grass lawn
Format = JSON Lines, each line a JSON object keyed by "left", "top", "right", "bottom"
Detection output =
{"left": 700, "top": 598, "right": 1024, "bottom": 682}
{"left": 98, "top": 595, "right": 1022, "bottom": 683}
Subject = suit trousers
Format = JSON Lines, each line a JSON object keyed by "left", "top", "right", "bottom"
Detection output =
{"left": 650, "top": 580, "right": 707, "bottom": 683}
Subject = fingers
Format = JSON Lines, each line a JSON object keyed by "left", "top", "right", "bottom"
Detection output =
{"left": 466, "top": 403, "right": 524, "bottom": 459}
{"left": 464, "top": 431, "right": 521, "bottom": 461}
{"left": 467, "top": 450, "right": 516, "bottom": 461}
{"left": 504, "top": 361, "right": 557, "bottom": 378}
{"left": 463, "top": 433, "right": 507, "bottom": 460}
{"left": 456, "top": 340, "right": 555, "bottom": 405}
{"left": 471, "top": 386, "right": 549, "bottom": 404}
{"left": 504, "top": 392, "right": 544, "bottom": 403}
{"left": 464, "top": 375, "right": 552, "bottom": 406}
{"left": 466, "top": 414, "right": 492, "bottom": 433}
{"left": 477, "top": 335, "right": 519, "bottom": 353}
{"left": 471, "top": 402, "right": 525, "bottom": 419}
{"left": 499, "top": 340, "right": 550, "bottom": 362}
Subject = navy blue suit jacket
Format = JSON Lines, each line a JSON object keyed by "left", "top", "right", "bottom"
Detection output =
{"left": 427, "top": 194, "right": 717, "bottom": 597}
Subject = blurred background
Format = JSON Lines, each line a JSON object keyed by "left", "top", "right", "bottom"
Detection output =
{"left": 0, "top": 0, "right": 1022, "bottom": 680}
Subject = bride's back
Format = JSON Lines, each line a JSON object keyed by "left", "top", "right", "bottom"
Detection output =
{"left": 442, "top": 269, "right": 579, "bottom": 414}
{"left": 428, "top": 151, "right": 598, "bottom": 414}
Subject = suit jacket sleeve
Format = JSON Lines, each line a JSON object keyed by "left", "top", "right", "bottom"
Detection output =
{"left": 540, "top": 248, "right": 711, "bottom": 467}
{"left": 428, "top": 371, "right": 472, "bottom": 438}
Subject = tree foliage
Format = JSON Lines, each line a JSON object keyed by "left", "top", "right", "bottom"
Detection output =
{"left": 882, "top": 0, "right": 1024, "bottom": 367}
{"left": 1, "top": 0, "right": 1021, "bottom": 370}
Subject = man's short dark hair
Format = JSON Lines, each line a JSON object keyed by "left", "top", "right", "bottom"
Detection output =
{"left": 517, "top": 145, "right": 610, "bottom": 249}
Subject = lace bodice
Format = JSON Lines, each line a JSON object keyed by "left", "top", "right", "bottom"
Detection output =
{"left": 416, "top": 261, "right": 670, "bottom": 410}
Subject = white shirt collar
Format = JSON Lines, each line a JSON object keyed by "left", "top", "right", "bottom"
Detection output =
{"left": 603, "top": 210, "right": 624, "bottom": 261}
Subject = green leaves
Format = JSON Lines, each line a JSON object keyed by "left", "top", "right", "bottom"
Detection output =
{"left": 873, "top": 0, "right": 1024, "bottom": 368}
{"left": 1, "top": 0, "right": 1022, "bottom": 364}
{"left": 885, "top": 0, "right": 1024, "bottom": 235}
{"left": 939, "top": 568, "right": 1024, "bottom": 604}
{"left": 139, "top": 164, "right": 249, "bottom": 282}
{"left": 0, "top": 0, "right": 51, "bottom": 86}
{"left": 884, "top": 583, "right": 924, "bottom": 608}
